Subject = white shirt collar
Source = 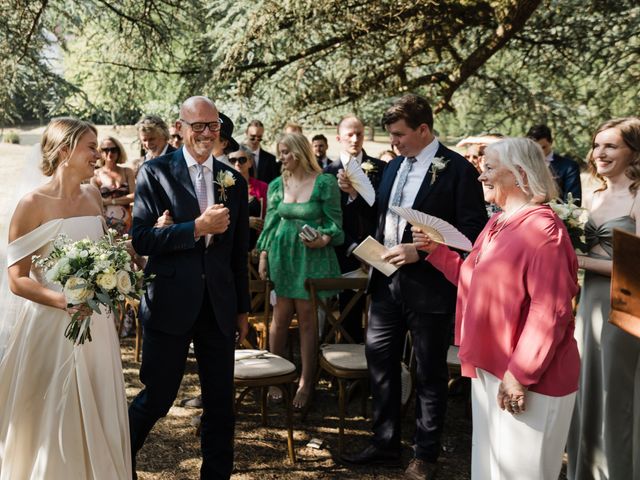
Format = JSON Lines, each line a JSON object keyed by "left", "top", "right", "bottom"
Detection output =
{"left": 411, "top": 137, "right": 440, "bottom": 164}
{"left": 183, "top": 146, "right": 214, "bottom": 171}
{"left": 545, "top": 151, "right": 554, "bottom": 163}
{"left": 339, "top": 150, "right": 363, "bottom": 166}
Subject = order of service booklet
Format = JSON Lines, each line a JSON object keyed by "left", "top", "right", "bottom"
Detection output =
{"left": 352, "top": 236, "right": 398, "bottom": 277}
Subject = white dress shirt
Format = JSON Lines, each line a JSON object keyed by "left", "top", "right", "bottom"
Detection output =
{"left": 184, "top": 147, "right": 215, "bottom": 243}
{"left": 383, "top": 138, "right": 440, "bottom": 245}
{"left": 339, "top": 150, "right": 363, "bottom": 168}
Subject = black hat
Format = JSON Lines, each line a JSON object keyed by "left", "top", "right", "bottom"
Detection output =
{"left": 218, "top": 112, "right": 239, "bottom": 152}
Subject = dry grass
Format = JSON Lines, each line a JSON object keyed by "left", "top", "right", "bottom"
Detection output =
{"left": 121, "top": 338, "right": 473, "bottom": 480}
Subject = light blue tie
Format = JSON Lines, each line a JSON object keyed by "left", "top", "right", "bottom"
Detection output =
{"left": 195, "top": 164, "right": 208, "bottom": 214}
{"left": 385, "top": 156, "right": 416, "bottom": 248}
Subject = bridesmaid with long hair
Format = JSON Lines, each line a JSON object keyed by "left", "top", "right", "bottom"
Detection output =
{"left": 567, "top": 117, "right": 640, "bottom": 480}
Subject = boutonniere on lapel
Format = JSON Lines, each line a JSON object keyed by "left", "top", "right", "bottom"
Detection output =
{"left": 360, "top": 160, "right": 377, "bottom": 177}
{"left": 429, "top": 157, "right": 449, "bottom": 185}
{"left": 215, "top": 170, "right": 236, "bottom": 202}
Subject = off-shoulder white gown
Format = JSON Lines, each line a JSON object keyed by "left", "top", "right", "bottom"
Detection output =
{"left": 0, "top": 216, "right": 131, "bottom": 479}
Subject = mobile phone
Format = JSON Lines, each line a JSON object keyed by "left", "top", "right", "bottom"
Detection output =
{"left": 299, "top": 224, "right": 320, "bottom": 242}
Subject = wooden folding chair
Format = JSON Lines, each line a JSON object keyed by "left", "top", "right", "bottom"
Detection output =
{"left": 243, "top": 278, "right": 273, "bottom": 350}
{"left": 305, "top": 276, "right": 369, "bottom": 456}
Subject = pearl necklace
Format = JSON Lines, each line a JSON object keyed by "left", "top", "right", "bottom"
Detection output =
{"left": 474, "top": 201, "right": 531, "bottom": 266}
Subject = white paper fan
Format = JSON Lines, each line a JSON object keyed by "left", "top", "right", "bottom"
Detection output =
{"left": 390, "top": 206, "right": 473, "bottom": 252}
{"left": 344, "top": 160, "right": 375, "bottom": 206}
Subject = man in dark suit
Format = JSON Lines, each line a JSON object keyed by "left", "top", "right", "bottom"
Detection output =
{"left": 342, "top": 95, "right": 486, "bottom": 479}
{"left": 312, "top": 133, "right": 332, "bottom": 169}
{"left": 132, "top": 114, "right": 177, "bottom": 175}
{"left": 526, "top": 124, "right": 582, "bottom": 204}
{"left": 324, "top": 115, "right": 386, "bottom": 343}
{"left": 129, "top": 96, "right": 250, "bottom": 480}
{"left": 245, "top": 119, "right": 280, "bottom": 184}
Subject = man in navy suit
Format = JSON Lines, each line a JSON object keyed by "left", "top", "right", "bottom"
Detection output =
{"left": 342, "top": 95, "right": 486, "bottom": 479}
{"left": 324, "top": 115, "right": 386, "bottom": 343}
{"left": 129, "top": 96, "right": 250, "bottom": 480}
{"left": 526, "top": 124, "right": 582, "bottom": 204}
{"left": 245, "top": 119, "right": 280, "bottom": 184}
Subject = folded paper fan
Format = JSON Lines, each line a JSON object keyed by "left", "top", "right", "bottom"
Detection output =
{"left": 390, "top": 206, "right": 473, "bottom": 252}
{"left": 344, "top": 160, "right": 375, "bottom": 206}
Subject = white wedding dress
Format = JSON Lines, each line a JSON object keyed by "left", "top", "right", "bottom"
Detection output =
{"left": 0, "top": 215, "right": 131, "bottom": 479}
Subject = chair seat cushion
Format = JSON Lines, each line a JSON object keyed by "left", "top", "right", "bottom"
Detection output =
{"left": 447, "top": 345, "right": 460, "bottom": 366}
{"left": 234, "top": 349, "right": 296, "bottom": 379}
{"left": 320, "top": 344, "right": 367, "bottom": 370}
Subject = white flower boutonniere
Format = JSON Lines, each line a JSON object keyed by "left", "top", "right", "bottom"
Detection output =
{"left": 215, "top": 170, "right": 236, "bottom": 202}
{"left": 361, "top": 160, "right": 377, "bottom": 176}
{"left": 430, "top": 157, "right": 449, "bottom": 185}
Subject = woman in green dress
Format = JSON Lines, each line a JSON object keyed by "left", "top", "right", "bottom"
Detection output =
{"left": 257, "top": 133, "right": 344, "bottom": 410}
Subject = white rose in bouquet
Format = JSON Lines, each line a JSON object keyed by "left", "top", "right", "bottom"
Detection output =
{"left": 63, "top": 277, "right": 95, "bottom": 305}
{"left": 116, "top": 270, "right": 133, "bottom": 294}
{"left": 96, "top": 272, "right": 118, "bottom": 291}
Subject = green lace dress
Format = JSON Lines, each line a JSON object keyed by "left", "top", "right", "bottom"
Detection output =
{"left": 257, "top": 174, "right": 344, "bottom": 299}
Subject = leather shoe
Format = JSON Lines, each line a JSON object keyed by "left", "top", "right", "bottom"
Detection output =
{"left": 180, "top": 395, "right": 203, "bottom": 408}
{"left": 341, "top": 444, "right": 401, "bottom": 467}
{"left": 404, "top": 458, "right": 439, "bottom": 480}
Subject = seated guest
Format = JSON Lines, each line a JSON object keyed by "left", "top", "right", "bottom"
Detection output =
{"left": 230, "top": 145, "right": 268, "bottom": 251}
{"left": 92, "top": 136, "right": 135, "bottom": 235}
{"left": 257, "top": 133, "right": 343, "bottom": 410}
{"left": 527, "top": 124, "right": 582, "bottom": 204}
{"left": 378, "top": 149, "right": 396, "bottom": 163}
{"left": 312, "top": 134, "right": 332, "bottom": 169}
{"left": 132, "top": 114, "right": 176, "bottom": 175}
{"left": 413, "top": 137, "right": 579, "bottom": 480}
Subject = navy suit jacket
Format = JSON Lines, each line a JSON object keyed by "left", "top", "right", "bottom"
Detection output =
{"left": 250, "top": 148, "right": 280, "bottom": 185}
{"left": 131, "top": 148, "right": 250, "bottom": 337}
{"left": 369, "top": 143, "right": 487, "bottom": 314}
{"left": 550, "top": 153, "right": 582, "bottom": 205}
{"left": 324, "top": 152, "right": 387, "bottom": 272}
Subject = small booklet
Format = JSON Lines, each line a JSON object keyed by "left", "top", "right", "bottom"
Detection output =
{"left": 352, "top": 236, "right": 398, "bottom": 277}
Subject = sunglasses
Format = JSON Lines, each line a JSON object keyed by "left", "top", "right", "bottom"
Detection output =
{"left": 171, "top": 134, "right": 182, "bottom": 140}
{"left": 101, "top": 147, "right": 119, "bottom": 154}
{"left": 248, "top": 135, "right": 262, "bottom": 141}
{"left": 231, "top": 156, "right": 249, "bottom": 165}
{"left": 179, "top": 118, "right": 223, "bottom": 133}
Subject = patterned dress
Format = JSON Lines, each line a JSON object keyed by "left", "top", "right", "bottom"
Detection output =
{"left": 257, "top": 174, "right": 344, "bottom": 299}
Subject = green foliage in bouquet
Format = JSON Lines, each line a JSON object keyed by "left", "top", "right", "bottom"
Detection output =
{"left": 32, "top": 230, "right": 152, "bottom": 345}
{"left": 548, "top": 193, "right": 588, "bottom": 253}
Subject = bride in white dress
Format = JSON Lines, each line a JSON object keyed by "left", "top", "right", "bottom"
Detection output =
{"left": 0, "top": 118, "right": 131, "bottom": 479}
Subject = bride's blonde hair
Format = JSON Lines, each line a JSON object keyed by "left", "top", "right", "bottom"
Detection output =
{"left": 40, "top": 117, "right": 97, "bottom": 176}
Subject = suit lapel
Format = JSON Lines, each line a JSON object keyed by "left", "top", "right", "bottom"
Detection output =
{"left": 411, "top": 144, "right": 450, "bottom": 209}
{"left": 379, "top": 158, "right": 402, "bottom": 209}
{"left": 170, "top": 149, "right": 198, "bottom": 203}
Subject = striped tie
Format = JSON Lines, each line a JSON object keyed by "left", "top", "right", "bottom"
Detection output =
{"left": 384, "top": 156, "right": 416, "bottom": 248}
{"left": 195, "top": 164, "right": 208, "bottom": 214}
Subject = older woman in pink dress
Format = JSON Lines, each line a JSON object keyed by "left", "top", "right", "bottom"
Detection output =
{"left": 413, "top": 137, "right": 579, "bottom": 480}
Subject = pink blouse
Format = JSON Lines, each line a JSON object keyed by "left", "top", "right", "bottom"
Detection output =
{"left": 249, "top": 177, "right": 268, "bottom": 218}
{"left": 427, "top": 205, "right": 579, "bottom": 396}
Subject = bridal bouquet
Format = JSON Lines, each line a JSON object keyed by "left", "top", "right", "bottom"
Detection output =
{"left": 32, "top": 230, "right": 151, "bottom": 345}
{"left": 548, "top": 193, "right": 588, "bottom": 253}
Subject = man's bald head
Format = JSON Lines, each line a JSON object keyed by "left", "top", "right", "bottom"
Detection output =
{"left": 177, "top": 96, "right": 219, "bottom": 162}
{"left": 336, "top": 115, "right": 365, "bottom": 157}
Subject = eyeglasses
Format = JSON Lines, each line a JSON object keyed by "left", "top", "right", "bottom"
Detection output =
{"left": 179, "top": 118, "right": 223, "bottom": 133}
{"left": 231, "top": 156, "right": 249, "bottom": 165}
{"left": 101, "top": 147, "right": 119, "bottom": 154}
{"left": 248, "top": 135, "right": 262, "bottom": 141}
{"left": 171, "top": 134, "right": 182, "bottom": 140}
